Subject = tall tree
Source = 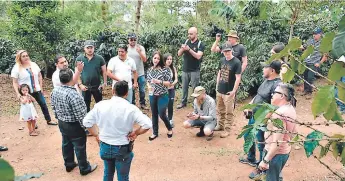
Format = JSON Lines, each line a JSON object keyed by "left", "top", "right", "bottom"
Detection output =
{"left": 135, "top": 0, "right": 142, "bottom": 33}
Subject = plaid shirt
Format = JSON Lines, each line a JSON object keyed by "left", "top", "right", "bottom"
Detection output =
{"left": 51, "top": 85, "right": 87, "bottom": 128}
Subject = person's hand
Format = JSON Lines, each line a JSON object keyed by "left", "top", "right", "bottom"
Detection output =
{"left": 183, "top": 45, "right": 191, "bottom": 51}
{"left": 181, "top": 44, "right": 186, "bottom": 50}
{"left": 136, "top": 46, "right": 141, "bottom": 53}
{"left": 243, "top": 109, "right": 249, "bottom": 116}
{"left": 258, "top": 161, "right": 269, "bottom": 171}
{"left": 80, "top": 84, "right": 88, "bottom": 91}
{"left": 314, "top": 63, "right": 320, "bottom": 68}
{"left": 76, "top": 61, "right": 84, "bottom": 73}
{"left": 216, "top": 33, "right": 221, "bottom": 42}
{"left": 133, "top": 82, "right": 138, "bottom": 89}
{"left": 190, "top": 113, "right": 199, "bottom": 120}
{"left": 98, "top": 83, "right": 106, "bottom": 90}
{"left": 151, "top": 79, "right": 161, "bottom": 84}
{"left": 226, "top": 91, "right": 236, "bottom": 98}
{"left": 95, "top": 135, "right": 100, "bottom": 146}
{"left": 127, "top": 132, "right": 137, "bottom": 141}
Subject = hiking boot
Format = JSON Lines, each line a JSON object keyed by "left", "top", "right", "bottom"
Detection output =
{"left": 220, "top": 131, "right": 230, "bottom": 138}
{"left": 177, "top": 104, "right": 186, "bottom": 109}
{"left": 196, "top": 131, "right": 205, "bottom": 137}
{"left": 214, "top": 125, "right": 224, "bottom": 131}
{"left": 239, "top": 158, "right": 257, "bottom": 167}
{"left": 206, "top": 133, "right": 214, "bottom": 141}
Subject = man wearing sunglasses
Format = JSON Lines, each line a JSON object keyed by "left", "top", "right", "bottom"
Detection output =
{"left": 240, "top": 60, "right": 282, "bottom": 169}
{"left": 127, "top": 33, "right": 148, "bottom": 110}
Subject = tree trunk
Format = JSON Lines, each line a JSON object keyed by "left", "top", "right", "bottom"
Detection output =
{"left": 289, "top": 23, "right": 294, "bottom": 41}
{"left": 135, "top": 0, "right": 142, "bottom": 34}
{"left": 101, "top": 1, "right": 108, "bottom": 28}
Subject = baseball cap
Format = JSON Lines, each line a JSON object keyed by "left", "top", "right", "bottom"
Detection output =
{"left": 260, "top": 60, "right": 282, "bottom": 74}
{"left": 222, "top": 43, "right": 233, "bottom": 52}
{"left": 191, "top": 86, "right": 206, "bottom": 97}
{"left": 84, "top": 40, "right": 95, "bottom": 48}
{"left": 128, "top": 33, "right": 137, "bottom": 39}
{"left": 313, "top": 27, "right": 322, "bottom": 34}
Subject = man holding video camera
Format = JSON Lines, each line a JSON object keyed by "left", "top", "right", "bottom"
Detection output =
{"left": 239, "top": 60, "right": 282, "bottom": 167}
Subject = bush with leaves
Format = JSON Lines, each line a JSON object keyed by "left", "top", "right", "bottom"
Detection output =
{"left": 0, "top": 39, "right": 16, "bottom": 74}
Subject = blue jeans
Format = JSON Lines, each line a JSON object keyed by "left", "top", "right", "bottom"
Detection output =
{"left": 245, "top": 117, "right": 265, "bottom": 163}
{"left": 149, "top": 94, "right": 172, "bottom": 136}
{"left": 335, "top": 76, "right": 345, "bottom": 112}
{"left": 263, "top": 150, "right": 289, "bottom": 181}
{"left": 132, "top": 75, "right": 146, "bottom": 105}
{"left": 168, "top": 89, "right": 175, "bottom": 121}
{"left": 31, "top": 91, "right": 51, "bottom": 122}
{"left": 100, "top": 142, "right": 134, "bottom": 181}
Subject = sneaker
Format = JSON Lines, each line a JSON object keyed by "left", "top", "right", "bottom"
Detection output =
{"left": 177, "top": 104, "right": 186, "bottom": 109}
{"left": 206, "top": 133, "right": 214, "bottom": 141}
{"left": 196, "top": 131, "right": 205, "bottom": 137}
{"left": 140, "top": 104, "right": 149, "bottom": 110}
{"left": 220, "top": 131, "right": 230, "bottom": 138}
{"left": 239, "top": 158, "right": 257, "bottom": 167}
{"left": 81, "top": 164, "right": 98, "bottom": 176}
{"left": 214, "top": 125, "right": 223, "bottom": 131}
{"left": 170, "top": 120, "right": 174, "bottom": 128}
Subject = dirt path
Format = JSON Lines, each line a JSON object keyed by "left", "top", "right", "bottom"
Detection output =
{"left": 1, "top": 74, "right": 345, "bottom": 181}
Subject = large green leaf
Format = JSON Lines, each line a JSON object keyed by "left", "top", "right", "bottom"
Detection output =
{"left": 332, "top": 142, "right": 340, "bottom": 159}
{"left": 237, "top": 125, "right": 253, "bottom": 139}
{"left": 341, "top": 147, "right": 345, "bottom": 166}
{"left": 304, "top": 131, "right": 324, "bottom": 157}
{"left": 324, "top": 99, "right": 337, "bottom": 121}
{"left": 0, "top": 159, "right": 15, "bottom": 181}
{"left": 319, "top": 141, "right": 332, "bottom": 159}
{"left": 267, "top": 53, "right": 282, "bottom": 63}
{"left": 287, "top": 38, "right": 302, "bottom": 51}
{"left": 300, "top": 46, "right": 314, "bottom": 61}
{"left": 297, "top": 61, "right": 307, "bottom": 74}
{"left": 289, "top": 56, "right": 298, "bottom": 72}
{"left": 320, "top": 32, "right": 336, "bottom": 53}
{"left": 328, "top": 62, "right": 345, "bottom": 81}
{"left": 253, "top": 106, "right": 272, "bottom": 125}
{"left": 282, "top": 68, "right": 295, "bottom": 83}
{"left": 339, "top": 15, "right": 345, "bottom": 32}
{"left": 240, "top": 104, "right": 258, "bottom": 111}
{"left": 311, "top": 85, "right": 335, "bottom": 119}
{"left": 243, "top": 129, "right": 255, "bottom": 154}
{"left": 337, "top": 82, "right": 345, "bottom": 103}
{"left": 272, "top": 118, "right": 284, "bottom": 129}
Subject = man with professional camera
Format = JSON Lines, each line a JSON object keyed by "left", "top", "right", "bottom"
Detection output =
{"left": 240, "top": 60, "right": 282, "bottom": 167}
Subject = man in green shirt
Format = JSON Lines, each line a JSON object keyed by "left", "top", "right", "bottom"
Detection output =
{"left": 77, "top": 40, "right": 107, "bottom": 112}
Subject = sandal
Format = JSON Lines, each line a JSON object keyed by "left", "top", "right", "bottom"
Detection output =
{"left": 30, "top": 131, "right": 38, "bottom": 136}
{"left": 167, "top": 131, "right": 173, "bottom": 138}
{"left": 149, "top": 135, "right": 158, "bottom": 141}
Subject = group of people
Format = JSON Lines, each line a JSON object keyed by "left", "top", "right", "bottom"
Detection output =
{"left": 6, "top": 25, "right": 332, "bottom": 181}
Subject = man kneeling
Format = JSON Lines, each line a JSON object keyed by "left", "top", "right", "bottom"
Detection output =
{"left": 183, "top": 86, "right": 217, "bottom": 141}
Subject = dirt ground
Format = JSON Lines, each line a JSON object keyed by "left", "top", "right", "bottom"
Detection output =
{"left": 1, "top": 74, "right": 345, "bottom": 181}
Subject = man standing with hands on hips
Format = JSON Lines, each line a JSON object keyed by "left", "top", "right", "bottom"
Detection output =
{"left": 127, "top": 33, "right": 148, "bottom": 109}
{"left": 216, "top": 43, "right": 242, "bottom": 138}
{"left": 177, "top": 27, "right": 205, "bottom": 109}
{"left": 76, "top": 40, "right": 107, "bottom": 112}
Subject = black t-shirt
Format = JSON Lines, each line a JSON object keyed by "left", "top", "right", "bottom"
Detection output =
{"left": 220, "top": 43, "right": 247, "bottom": 62}
{"left": 252, "top": 78, "right": 281, "bottom": 113}
{"left": 217, "top": 57, "right": 242, "bottom": 94}
{"left": 182, "top": 39, "right": 205, "bottom": 72}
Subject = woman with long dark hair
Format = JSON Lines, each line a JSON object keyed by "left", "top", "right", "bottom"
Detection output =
{"left": 11, "top": 50, "right": 57, "bottom": 126}
{"left": 164, "top": 53, "right": 178, "bottom": 128}
{"left": 147, "top": 51, "right": 173, "bottom": 141}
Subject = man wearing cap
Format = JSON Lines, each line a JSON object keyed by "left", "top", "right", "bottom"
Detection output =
{"left": 127, "top": 33, "right": 148, "bottom": 109}
{"left": 107, "top": 44, "right": 138, "bottom": 103}
{"left": 211, "top": 30, "right": 248, "bottom": 73}
{"left": 76, "top": 40, "right": 107, "bottom": 112}
{"left": 300, "top": 27, "right": 328, "bottom": 99}
{"left": 183, "top": 86, "right": 217, "bottom": 141}
{"left": 216, "top": 43, "right": 242, "bottom": 138}
{"left": 177, "top": 27, "right": 205, "bottom": 109}
{"left": 240, "top": 60, "right": 282, "bottom": 168}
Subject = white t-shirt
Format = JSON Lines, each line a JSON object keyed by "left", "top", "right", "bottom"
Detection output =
{"left": 52, "top": 68, "right": 81, "bottom": 93}
{"left": 107, "top": 56, "right": 136, "bottom": 89}
{"left": 11, "top": 62, "right": 41, "bottom": 93}
{"left": 127, "top": 45, "right": 146, "bottom": 77}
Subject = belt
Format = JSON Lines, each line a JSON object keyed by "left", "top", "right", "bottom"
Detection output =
{"left": 100, "top": 141, "right": 129, "bottom": 148}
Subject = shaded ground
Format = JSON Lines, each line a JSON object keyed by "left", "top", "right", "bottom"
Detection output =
{"left": 0, "top": 74, "right": 345, "bottom": 181}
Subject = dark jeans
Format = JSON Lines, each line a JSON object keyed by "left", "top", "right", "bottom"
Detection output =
{"left": 100, "top": 142, "right": 134, "bottom": 181}
{"left": 303, "top": 64, "right": 318, "bottom": 93}
{"left": 181, "top": 71, "right": 200, "bottom": 105}
{"left": 132, "top": 75, "right": 146, "bottom": 105}
{"left": 263, "top": 150, "right": 289, "bottom": 181}
{"left": 58, "top": 120, "right": 91, "bottom": 174}
{"left": 246, "top": 117, "right": 265, "bottom": 163}
{"left": 30, "top": 91, "right": 51, "bottom": 122}
{"left": 168, "top": 89, "right": 175, "bottom": 120}
{"left": 82, "top": 87, "right": 103, "bottom": 112}
{"left": 149, "top": 94, "right": 172, "bottom": 136}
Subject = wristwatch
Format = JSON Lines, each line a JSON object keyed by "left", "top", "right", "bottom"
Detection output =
{"left": 263, "top": 158, "right": 270, "bottom": 164}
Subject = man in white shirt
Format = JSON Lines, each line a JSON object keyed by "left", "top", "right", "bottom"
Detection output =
{"left": 52, "top": 55, "right": 83, "bottom": 92}
{"left": 107, "top": 44, "right": 138, "bottom": 103}
{"left": 127, "top": 33, "right": 148, "bottom": 110}
{"left": 83, "top": 80, "right": 152, "bottom": 181}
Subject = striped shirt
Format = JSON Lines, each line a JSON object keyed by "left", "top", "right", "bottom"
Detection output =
{"left": 51, "top": 85, "right": 87, "bottom": 128}
{"left": 146, "top": 67, "right": 172, "bottom": 95}
{"left": 193, "top": 95, "right": 217, "bottom": 122}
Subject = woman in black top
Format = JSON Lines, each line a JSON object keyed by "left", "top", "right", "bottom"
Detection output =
{"left": 164, "top": 53, "right": 178, "bottom": 128}
{"left": 147, "top": 51, "right": 173, "bottom": 141}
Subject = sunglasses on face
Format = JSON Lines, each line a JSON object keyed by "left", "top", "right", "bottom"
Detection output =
{"left": 271, "top": 91, "right": 287, "bottom": 97}
{"left": 130, "top": 39, "right": 136, "bottom": 42}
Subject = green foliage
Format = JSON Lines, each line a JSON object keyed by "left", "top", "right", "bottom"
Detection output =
{"left": 311, "top": 85, "right": 335, "bottom": 119}
{"left": 304, "top": 131, "right": 324, "bottom": 158}
{"left": 243, "top": 129, "right": 255, "bottom": 154}
{"left": 328, "top": 62, "right": 345, "bottom": 81}
{"left": 320, "top": 141, "right": 333, "bottom": 159}
{"left": 0, "top": 159, "right": 15, "bottom": 181}
{"left": 282, "top": 69, "right": 295, "bottom": 83}
{"left": 331, "top": 16, "right": 345, "bottom": 59}
{"left": 0, "top": 39, "right": 16, "bottom": 74}
{"left": 320, "top": 32, "right": 336, "bottom": 53}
